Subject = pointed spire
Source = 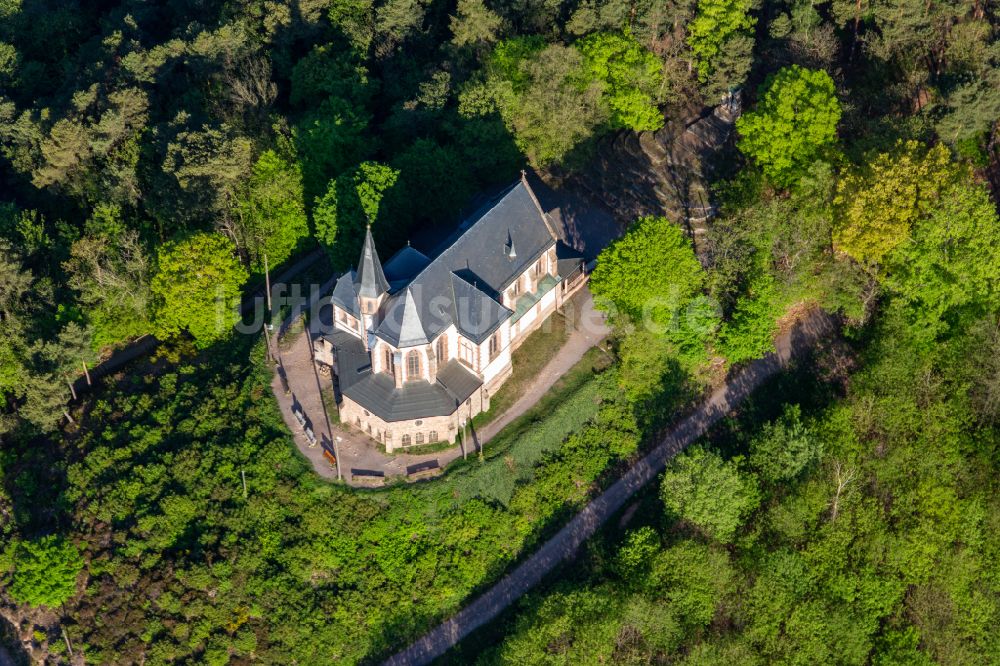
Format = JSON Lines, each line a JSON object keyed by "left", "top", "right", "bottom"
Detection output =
{"left": 355, "top": 226, "right": 389, "bottom": 299}
{"left": 397, "top": 287, "right": 429, "bottom": 346}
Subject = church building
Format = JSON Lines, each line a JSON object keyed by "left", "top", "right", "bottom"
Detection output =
{"left": 313, "top": 174, "right": 588, "bottom": 452}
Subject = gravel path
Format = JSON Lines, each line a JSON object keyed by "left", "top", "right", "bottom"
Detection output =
{"left": 383, "top": 309, "right": 836, "bottom": 666}
{"left": 476, "top": 289, "right": 609, "bottom": 444}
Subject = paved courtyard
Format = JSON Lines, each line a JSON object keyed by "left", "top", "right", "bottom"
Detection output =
{"left": 269, "top": 288, "right": 608, "bottom": 486}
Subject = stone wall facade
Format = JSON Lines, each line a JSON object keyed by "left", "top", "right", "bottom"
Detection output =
{"left": 339, "top": 387, "right": 488, "bottom": 453}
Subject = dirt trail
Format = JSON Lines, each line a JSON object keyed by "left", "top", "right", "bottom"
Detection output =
{"left": 383, "top": 310, "right": 836, "bottom": 666}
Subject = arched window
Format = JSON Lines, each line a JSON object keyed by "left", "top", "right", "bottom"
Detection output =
{"left": 383, "top": 346, "right": 394, "bottom": 374}
{"left": 416, "top": 432, "right": 424, "bottom": 445}
{"left": 459, "top": 340, "right": 475, "bottom": 368}
{"left": 489, "top": 331, "right": 501, "bottom": 360}
{"left": 401, "top": 434, "right": 411, "bottom": 447}
{"left": 436, "top": 335, "right": 448, "bottom": 363}
{"left": 406, "top": 350, "right": 421, "bottom": 380}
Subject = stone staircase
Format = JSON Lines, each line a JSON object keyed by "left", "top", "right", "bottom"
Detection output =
{"left": 567, "top": 94, "right": 741, "bottom": 263}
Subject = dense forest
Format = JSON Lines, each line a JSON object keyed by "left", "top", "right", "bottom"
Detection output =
{"left": 1, "top": 0, "right": 1000, "bottom": 663}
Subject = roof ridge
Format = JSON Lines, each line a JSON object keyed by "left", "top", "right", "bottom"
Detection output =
{"left": 395, "top": 180, "right": 523, "bottom": 292}
{"left": 397, "top": 286, "right": 429, "bottom": 345}
{"left": 521, "top": 170, "right": 560, "bottom": 242}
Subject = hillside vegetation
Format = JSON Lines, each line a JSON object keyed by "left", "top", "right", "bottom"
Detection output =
{"left": 1, "top": 0, "right": 1000, "bottom": 664}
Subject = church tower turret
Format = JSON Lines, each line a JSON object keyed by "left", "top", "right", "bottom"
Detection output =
{"left": 354, "top": 226, "right": 390, "bottom": 347}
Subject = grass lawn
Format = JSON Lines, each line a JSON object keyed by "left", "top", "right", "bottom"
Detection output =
{"left": 471, "top": 309, "right": 572, "bottom": 431}
{"left": 485, "top": 345, "right": 611, "bottom": 441}
{"left": 319, "top": 379, "right": 340, "bottom": 424}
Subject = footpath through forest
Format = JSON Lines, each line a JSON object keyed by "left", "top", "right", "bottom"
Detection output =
{"left": 383, "top": 309, "right": 837, "bottom": 666}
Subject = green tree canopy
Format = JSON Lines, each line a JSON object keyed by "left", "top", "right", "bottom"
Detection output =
{"left": 150, "top": 233, "right": 248, "bottom": 348}
{"left": 233, "top": 148, "right": 310, "bottom": 273}
{"left": 8, "top": 535, "right": 84, "bottom": 608}
{"left": 64, "top": 205, "right": 153, "bottom": 348}
{"left": 459, "top": 37, "right": 601, "bottom": 166}
{"left": 736, "top": 65, "right": 842, "bottom": 187}
{"left": 578, "top": 31, "right": 665, "bottom": 131}
{"left": 833, "top": 141, "right": 961, "bottom": 266}
{"left": 661, "top": 446, "right": 759, "bottom": 543}
{"left": 883, "top": 180, "right": 1000, "bottom": 336}
{"left": 687, "top": 0, "right": 757, "bottom": 83}
{"left": 749, "top": 404, "right": 822, "bottom": 482}
{"left": 450, "top": 0, "right": 503, "bottom": 48}
{"left": 591, "top": 217, "right": 713, "bottom": 341}
{"left": 314, "top": 161, "right": 400, "bottom": 266}
{"left": 157, "top": 124, "right": 253, "bottom": 229}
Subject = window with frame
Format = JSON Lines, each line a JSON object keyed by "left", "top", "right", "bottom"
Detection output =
{"left": 533, "top": 257, "right": 545, "bottom": 277}
{"left": 489, "top": 331, "right": 501, "bottom": 360}
{"left": 429, "top": 431, "right": 438, "bottom": 443}
{"left": 459, "top": 339, "right": 476, "bottom": 368}
{"left": 436, "top": 335, "right": 448, "bottom": 363}
{"left": 383, "top": 347, "right": 394, "bottom": 374}
{"left": 416, "top": 432, "right": 424, "bottom": 445}
{"left": 511, "top": 278, "right": 520, "bottom": 297}
{"left": 401, "top": 434, "right": 411, "bottom": 446}
{"left": 406, "top": 350, "right": 421, "bottom": 380}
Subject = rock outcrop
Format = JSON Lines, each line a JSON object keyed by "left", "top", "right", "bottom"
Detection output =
{"left": 566, "top": 94, "right": 741, "bottom": 263}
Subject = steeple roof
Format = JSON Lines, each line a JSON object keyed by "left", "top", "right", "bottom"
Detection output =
{"left": 395, "top": 287, "right": 430, "bottom": 347}
{"left": 354, "top": 226, "right": 389, "bottom": 299}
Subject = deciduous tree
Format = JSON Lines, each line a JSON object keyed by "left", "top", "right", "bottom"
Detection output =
{"left": 661, "top": 446, "right": 759, "bottom": 542}
{"left": 150, "top": 233, "right": 248, "bottom": 347}
{"left": 7, "top": 535, "right": 83, "bottom": 608}
{"left": 591, "top": 217, "right": 711, "bottom": 339}
{"left": 736, "top": 65, "right": 841, "bottom": 187}
{"left": 833, "top": 141, "right": 959, "bottom": 265}
{"left": 450, "top": 0, "right": 503, "bottom": 48}
{"left": 233, "top": 148, "right": 310, "bottom": 273}
{"left": 314, "top": 161, "right": 399, "bottom": 266}
{"left": 687, "top": 0, "right": 757, "bottom": 84}
{"left": 579, "top": 32, "right": 665, "bottom": 131}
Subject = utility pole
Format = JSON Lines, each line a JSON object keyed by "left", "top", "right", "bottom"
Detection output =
{"left": 335, "top": 436, "right": 343, "bottom": 482}
{"left": 263, "top": 253, "right": 274, "bottom": 363}
{"left": 264, "top": 253, "right": 273, "bottom": 312}
{"left": 461, "top": 420, "right": 467, "bottom": 460}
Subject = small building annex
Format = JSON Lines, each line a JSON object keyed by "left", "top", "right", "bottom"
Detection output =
{"left": 313, "top": 174, "right": 588, "bottom": 452}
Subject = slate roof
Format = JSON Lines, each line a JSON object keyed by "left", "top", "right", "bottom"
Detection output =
{"left": 384, "top": 245, "right": 430, "bottom": 285}
{"left": 324, "top": 176, "right": 564, "bottom": 421}
{"left": 355, "top": 227, "right": 390, "bottom": 299}
{"left": 374, "top": 179, "right": 557, "bottom": 346}
{"left": 331, "top": 270, "right": 361, "bottom": 317}
{"left": 555, "top": 241, "right": 585, "bottom": 280}
{"left": 326, "top": 328, "right": 482, "bottom": 421}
